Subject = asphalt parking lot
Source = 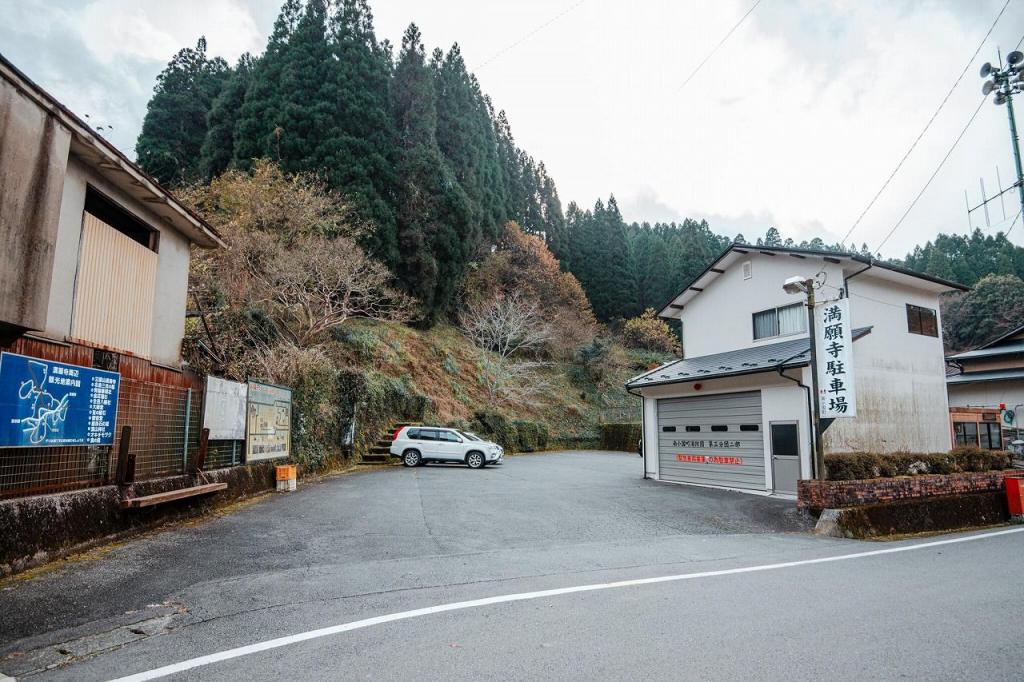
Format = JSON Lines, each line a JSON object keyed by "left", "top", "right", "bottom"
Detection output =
{"left": 2, "top": 451, "right": 1020, "bottom": 681}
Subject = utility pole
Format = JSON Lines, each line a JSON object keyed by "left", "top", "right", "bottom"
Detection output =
{"left": 805, "top": 284, "right": 825, "bottom": 480}
{"left": 784, "top": 276, "right": 825, "bottom": 480}
{"left": 981, "top": 50, "right": 1024, "bottom": 218}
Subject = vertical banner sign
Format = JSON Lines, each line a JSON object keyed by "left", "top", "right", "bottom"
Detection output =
{"left": 816, "top": 298, "right": 857, "bottom": 418}
{"left": 246, "top": 380, "right": 292, "bottom": 462}
{"left": 0, "top": 352, "right": 120, "bottom": 447}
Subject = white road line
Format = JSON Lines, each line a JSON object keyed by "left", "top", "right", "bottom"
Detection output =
{"left": 110, "top": 527, "right": 1024, "bottom": 682}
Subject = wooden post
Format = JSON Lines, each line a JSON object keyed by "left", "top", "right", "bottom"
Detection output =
{"left": 191, "top": 427, "right": 210, "bottom": 475}
{"left": 115, "top": 425, "right": 132, "bottom": 487}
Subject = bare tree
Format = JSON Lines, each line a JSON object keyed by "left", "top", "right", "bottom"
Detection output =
{"left": 477, "top": 358, "right": 552, "bottom": 402}
{"left": 459, "top": 292, "right": 551, "bottom": 359}
{"left": 244, "top": 234, "right": 415, "bottom": 347}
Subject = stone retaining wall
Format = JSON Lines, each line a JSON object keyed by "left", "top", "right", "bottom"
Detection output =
{"left": 798, "top": 469, "right": 1024, "bottom": 510}
{"left": 0, "top": 463, "right": 276, "bottom": 576}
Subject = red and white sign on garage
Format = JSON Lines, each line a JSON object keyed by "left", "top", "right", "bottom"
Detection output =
{"left": 816, "top": 298, "right": 857, "bottom": 418}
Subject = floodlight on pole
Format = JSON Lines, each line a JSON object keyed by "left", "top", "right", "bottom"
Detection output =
{"left": 980, "top": 49, "right": 1024, "bottom": 220}
{"left": 783, "top": 276, "right": 825, "bottom": 480}
{"left": 783, "top": 276, "right": 809, "bottom": 295}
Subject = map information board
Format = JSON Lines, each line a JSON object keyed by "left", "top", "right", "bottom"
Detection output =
{"left": 0, "top": 352, "right": 120, "bottom": 448}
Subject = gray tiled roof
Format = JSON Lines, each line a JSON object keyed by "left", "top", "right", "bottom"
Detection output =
{"left": 626, "top": 327, "right": 872, "bottom": 389}
{"left": 946, "top": 368, "right": 1024, "bottom": 385}
{"left": 947, "top": 340, "right": 1024, "bottom": 360}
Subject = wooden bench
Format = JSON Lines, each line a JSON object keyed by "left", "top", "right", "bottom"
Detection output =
{"left": 119, "top": 482, "right": 227, "bottom": 509}
{"left": 117, "top": 425, "right": 227, "bottom": 509}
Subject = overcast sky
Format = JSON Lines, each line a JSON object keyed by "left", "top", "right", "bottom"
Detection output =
{"left": 3, "top": 0, "right": 1024, "bottom": 257}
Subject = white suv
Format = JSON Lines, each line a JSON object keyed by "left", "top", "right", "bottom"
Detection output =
{"left": 390, "top": 426, "right": 504, "bottom": 469}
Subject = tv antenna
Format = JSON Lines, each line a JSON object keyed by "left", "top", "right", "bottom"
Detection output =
{"left": 966, "top": 165, "right": 1016, "bottom": 229}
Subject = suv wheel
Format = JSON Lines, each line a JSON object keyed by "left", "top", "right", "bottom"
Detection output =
{"left": 466, "top": 451, "right": 485, "bottom": 469}
{"left": 402, "top": 449, "right": 421, "bottom": 467}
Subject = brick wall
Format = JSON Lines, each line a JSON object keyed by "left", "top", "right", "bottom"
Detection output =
{"left": 797, "top": 469, "right": 1024, "bottom": 510}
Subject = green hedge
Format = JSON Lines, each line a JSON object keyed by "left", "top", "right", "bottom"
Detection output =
{"left": 472, "top": 411, "right": 549, "bottom": 453}
{"left": 289, "top": 362, "right": 345, "bottom": 473}
{"left": 825, "top": 446, "right": 1013, "bottom": 481}
{"left": 600, "top": 423, "right": 642, "bottom": 452}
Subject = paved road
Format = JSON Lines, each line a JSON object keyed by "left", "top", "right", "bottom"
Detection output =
{"left": 1, "top": 451, "right": 1021, "bottom": 681}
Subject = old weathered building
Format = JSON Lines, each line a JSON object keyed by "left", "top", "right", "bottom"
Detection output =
{"left": 0, "top": 54, "right": 223, "bottom": 497}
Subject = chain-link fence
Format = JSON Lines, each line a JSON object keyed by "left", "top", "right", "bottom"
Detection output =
{"left": 0, "top": 378, "right": 240, "bottom": 500}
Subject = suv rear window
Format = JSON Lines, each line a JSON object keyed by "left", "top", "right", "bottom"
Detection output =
{"left": 405, "top": 428, "right": 420, "bottom": 439}
{"left": 418, "top": 429, "right": 438, "bottom": 441}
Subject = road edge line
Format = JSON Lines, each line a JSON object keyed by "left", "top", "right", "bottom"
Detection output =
{"left": 109, "top": 526, "right": 1024, "bottom": 682}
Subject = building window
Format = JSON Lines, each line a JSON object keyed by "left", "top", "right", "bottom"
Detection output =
{"left": 742, "top": 261, "right": 752, "bottom": 279}
{"left": 954, "top": 422, "right": 978, "bottom": 447}
{"left": 753, "top": 303, "right": 806, "bottom": 340}
{"left": 906, "top": 304, "right": 938, "bottom": 337}
{"left": 710, "top": 425, "right": 728, "bottom": 432}
{"left": 980, "top": 422, "right": 1002, "bottom": 450}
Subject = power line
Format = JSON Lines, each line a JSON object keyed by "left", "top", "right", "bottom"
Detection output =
{"left": 875, "top": 26, "right": 1024, "bottom": 254}
{"left": 874, "top": 97, "right": 987, "bottom": 254}
{"left": 476, "top": 0, "right": 588, "bottom": 70}
{"left": 840, "top": 0, "right": 1012, "bottom": 246}
{"left": 1005, "top": 207, "right": 1023, "bottom": 238}
{"left": 675, "top": 0, "right": 763, "bottom": 94}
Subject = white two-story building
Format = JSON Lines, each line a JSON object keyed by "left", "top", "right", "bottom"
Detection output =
{"left": 627, "top": 243, "right": 968, "bottom": 496}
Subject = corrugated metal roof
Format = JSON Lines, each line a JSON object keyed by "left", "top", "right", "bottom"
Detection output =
{"left": 947, "top": 340, "right": 1024, "bottom": 360}
{"left": 946, "top": 368, "right": 1024, "bottom": 385}
{"left": 626, "top": 327, "right": 872, "bottom": 389}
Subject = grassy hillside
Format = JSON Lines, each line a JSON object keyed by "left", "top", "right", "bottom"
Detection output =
{"left": 330, "top": 320, "right": 668, "bottom": 450}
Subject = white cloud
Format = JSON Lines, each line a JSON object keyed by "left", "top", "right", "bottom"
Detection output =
{"left": 2, "top": 0, "right": 1021, "bottom": 259}
{"left": 75, "top": 0, "right": 264, "bottom": 64}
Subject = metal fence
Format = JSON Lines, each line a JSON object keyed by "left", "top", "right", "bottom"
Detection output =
{"left": 0, "top": 378, "right": 241, "bottom": 500}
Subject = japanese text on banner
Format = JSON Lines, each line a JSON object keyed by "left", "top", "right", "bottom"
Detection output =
{"left": 816, "top": 298, "right": 857, "bottom": 418}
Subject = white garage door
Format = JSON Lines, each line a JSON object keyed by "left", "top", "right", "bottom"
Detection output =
{"left": 657, "top": 391, "right": 766, "bottom": 491}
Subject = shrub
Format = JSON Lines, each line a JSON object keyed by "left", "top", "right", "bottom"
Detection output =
{"left": 950, "top": 445, "right": 1012, "bottom": 472}
{"left": 442, "top": 354, "right": 459, "bottom": 375}
{"left": 622, "top": 309, "right": 680, "bottom": 355}
{"left": 825, "top": 448, "right": 1012, "bottom": 481}
{"left": 600, "top": 423, "right": 641, "bottom": 452}
{"left": 575, "top": 338, "right": 613, "bottom": 383}
{"left": 511, "top": 419, "right": 549, "bottom": 452}
{"left": 335, "top": 326, "right": 379, "bottom": 359}
{"left": 471, "top": 411, "right": 549, "bottom": 453}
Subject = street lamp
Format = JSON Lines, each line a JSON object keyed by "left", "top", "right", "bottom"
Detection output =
{"left": 980, "top": 50, "right": 1024, "bottom": 219}
{"left": 784, "top": 276, "right": 825, "bottom": 480}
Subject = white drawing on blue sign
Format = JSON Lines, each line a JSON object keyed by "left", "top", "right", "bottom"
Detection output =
{"left": 17, "top": 360, "right": 71, "bottom": 444}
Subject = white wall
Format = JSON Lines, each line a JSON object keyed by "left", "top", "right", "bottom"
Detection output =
{"left": 948, "top": 381, "right": 1024, "bottom": 411}
{"left": 640, "top": 370, "right": 811, "bottom": 490}
{"left": 43, "top": 155, "right": 191, "bottom": 366}
{"left": 680, "top": 253, "right": 847, "bottom": 358}
{"left": 672, "top": 253, "right": 953, "bottom": 454}
{"left": 829, "top": 276, "right": 952, "bottom": 453}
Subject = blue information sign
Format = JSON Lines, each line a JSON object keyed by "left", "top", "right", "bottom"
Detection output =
{"left": 0, "top": 352, "right": 120, "bottom": 448}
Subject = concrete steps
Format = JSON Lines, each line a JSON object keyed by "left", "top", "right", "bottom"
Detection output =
{"left": 358, "top": 422, "right": 421, "bottom": 466}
